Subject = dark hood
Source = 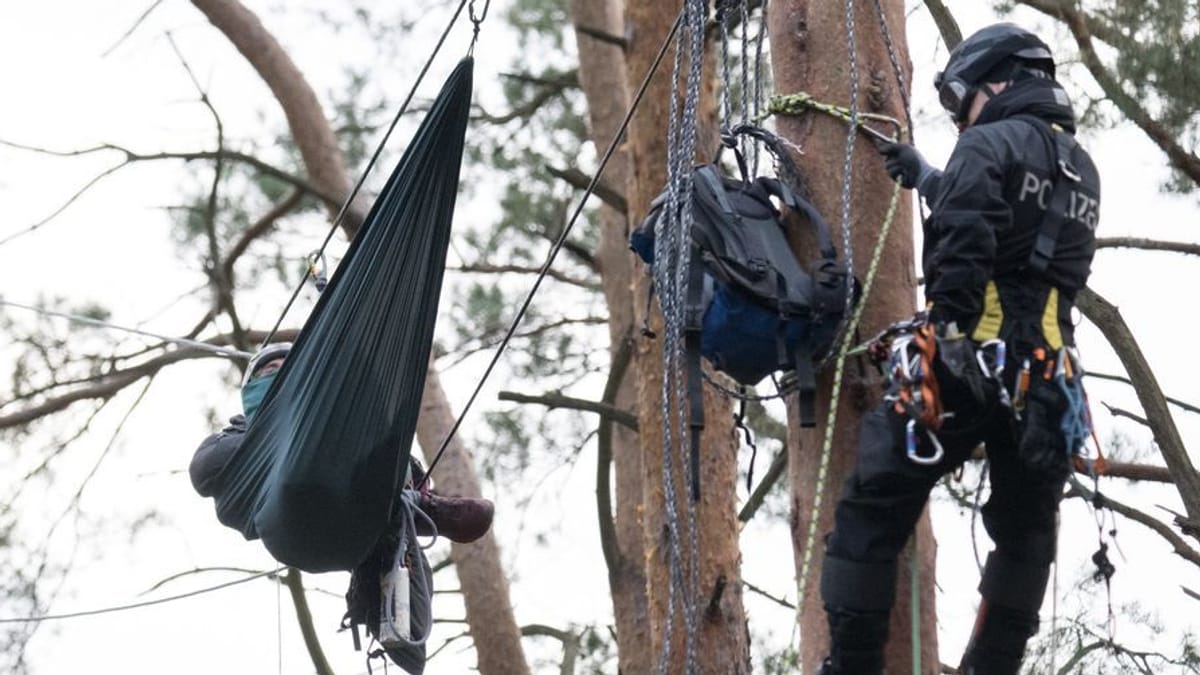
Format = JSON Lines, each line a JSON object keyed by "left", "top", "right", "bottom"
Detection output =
{"left": 974, "top": 76, "right": 1077, "bottom": 132}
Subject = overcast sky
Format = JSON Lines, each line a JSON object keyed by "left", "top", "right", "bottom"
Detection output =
{"left": 1, "top": 2, "right": 1197, "bottom": 674}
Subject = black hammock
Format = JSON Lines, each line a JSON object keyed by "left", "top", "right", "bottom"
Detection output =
{"left": 212, "top": 58, "right": 472, "bottom": 573}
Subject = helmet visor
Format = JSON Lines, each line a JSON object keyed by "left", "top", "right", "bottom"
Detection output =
{"left": 936, "top": 75, "right": 972, "bottom": 123}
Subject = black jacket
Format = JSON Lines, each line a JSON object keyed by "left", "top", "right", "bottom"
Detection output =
{"left": 190, "top": 415, "right": 247, "bottom": 499}
{"left": 922, "top": 77, "right": 1100, "bottom": 351}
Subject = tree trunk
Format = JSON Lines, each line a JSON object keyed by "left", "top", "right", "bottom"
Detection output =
{"left": 190, "top": 0, "right": 367, "bottom": 235}
{"left": 417, "top": 362, "right": 531, "bottom": 675}
{"left": 626, "top": 2, "right": 750, "bottom": 673}
{"left": 192, "top": 2, "right": 529, "bottom": 672}
{"left": 767, "top": 1, "right": 939, "bottom": 672}
{"left": 569, "top": 1, "right": 653, "bottom": 673}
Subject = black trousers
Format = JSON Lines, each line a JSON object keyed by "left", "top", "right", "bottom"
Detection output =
{"left": 826, "top": 401, "right": 1064, "bottom": 568}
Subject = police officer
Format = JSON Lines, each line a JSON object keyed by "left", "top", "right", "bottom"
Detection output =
{"left": 816, "top": 23, "right": 1101, "bottom": 674}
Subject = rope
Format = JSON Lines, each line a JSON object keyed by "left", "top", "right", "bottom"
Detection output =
{"left": 259, "top": 0, "right": 475, "bottom": 348}
{"left": 421, "top": 6, "right": 686, "bottom": 486}
{"left": 794, "top": 179, "right": 903, "bottom": 647}
{"left": 656, "top": 2, "right": 707, "bottom": 670}
{"left": 0, "top": 297, "right": 252, "bottom": 359}
{"left": 0, "top": 569, "right": 279, "bottom": 623}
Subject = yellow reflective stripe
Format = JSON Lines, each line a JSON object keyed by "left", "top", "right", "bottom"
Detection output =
{"left": 1042, "top": 287, "right": 1064, "bottom": 349}
{"left": 971, "top": 281, "right": 1003, "bottom": 341}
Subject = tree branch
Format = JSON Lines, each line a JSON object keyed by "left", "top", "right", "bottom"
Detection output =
{"left": 0, "top": 349, "right": 210, "bottom": 430}
{"left": 283, "top": 568, "right": 335, "bottom": 675}
{"left": 519, "top": 624, "right": 581, "bottom": 675}
{"left": 1054, "top": 2, "right": 1200, "bottom": 185}
{"left": 1014, "top": 0, "right": 1128, "bottom": 48}
{"left": 1095, "top": 237, "right": 1200, "bottom": 258}
{"left": 0, "top": 140, "right": 342, "bottom": 247}
{"left": 922, "top": 0, "right": 963, "bottom": 48}
{"left": 1087, "top": 371, "right": 1200, "bottom": 415}
{"left": 1067, "top": 477, "right": 1200, "bottom": 567}
{"left": 473, "top": 72, "right": 578, "bottom": 125}
{"left": 738, "top": 449, "right": 787, "bottom": 523}
{"left": 222, "top": 187, "right": 305, "bottom": 282}
{"left": 497, "top": 390, "right": 638, "bottom": 431}
{"left": 597, "top": 334, "right": 634, "bottom": 580}
{"left": 450, "top": 262, "right": 599, "bottom": 290}
{"left": 574, "top": 23, "right": 628, "bottom": 50}
{"left": 1078, "top": 287, "right": 1200, "bottom": 520}
{"left": 545, "top": 164, "right": 628, "bottom": 213}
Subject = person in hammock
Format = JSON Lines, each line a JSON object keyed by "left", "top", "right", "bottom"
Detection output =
{"left": 189, "top": 342, "right": 495, "bottom": 545}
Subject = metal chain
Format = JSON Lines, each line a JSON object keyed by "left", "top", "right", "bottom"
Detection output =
{"left": 820, "top": 0, "right": 861, "bottom": 372}
{"left": 655, "top": 2, "right": 709, "bottom": 672}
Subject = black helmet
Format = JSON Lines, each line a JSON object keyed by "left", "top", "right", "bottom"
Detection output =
{"left": 242, "top": 342, "right": 292, "bottom": 386}
{"left": 934, "top": 23, "right": 1055, "bottom": 123}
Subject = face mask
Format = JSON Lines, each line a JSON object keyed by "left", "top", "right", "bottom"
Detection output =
{"left": 241, "top": 371, "right": 278, "bottom": 422}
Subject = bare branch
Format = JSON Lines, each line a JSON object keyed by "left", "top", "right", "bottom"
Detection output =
{"left": 451, "top": 262, "right": 599, "bottom": 290}
{"left": 546, "top": 164, "right": 628, "bottom": 213}
{"left": 0, "top": 348, "right": 211, "bottom": 430}
{"left": 102, "top": 1, "right": 166, "bottom": 57}
{"left": 473, "top": 72, "right": 578, "bottom": 125}
{"left": 283, "top": 569, "right": 336, "bottom": 675}
{"left": 222, "top": 187, "right": 306, "bottom": 280}
{"left": 0, "top": 140, "right": 342, "bottom": 248}
{"left": 922, "top": 0, "right": 963, "bottom": 48}
{"left": 738, "top": 449, "right": 787, "bottom": 522}
{"left": 597, "top": 334, "right": 634, "bottom": 578}
{"left": 1068, "top": 477, "right": 1200, "bottom": 567}
{"left": 1078, "top": 287, "right": 1200, "bottom": 520}
{"left": 1087, "top": 371, "right": 1200, "bottom": 415}
{"left": 574, "top": 23, "right": 628, "bottom": 50}
{"left": 497, "top": 390, "right": 638, "bottom": 431}
{"left": 520, "top": 624, "right": 581, "bottom": 675}
{"left": 1096, "top": 237, "right": 1200, "bottom": 258}
{"left": 742, "top": 578, "right": 795, "bottom": 610}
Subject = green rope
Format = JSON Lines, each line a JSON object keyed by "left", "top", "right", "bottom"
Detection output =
{"left": 766, "top": 92, "right": 905, "bottom": 145}
{"left": 794, "top": 177, "right": 903, "bottom": 637}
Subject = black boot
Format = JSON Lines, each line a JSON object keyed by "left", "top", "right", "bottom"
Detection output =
{"left": 817, "top": 555, "right": 896, "bottom": 675}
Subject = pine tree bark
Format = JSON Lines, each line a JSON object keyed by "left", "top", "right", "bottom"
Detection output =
{"left": 626, "top": 2, "right": 750, "bottom": 673}
{"left": 569, "top": 1, "right": 653, "bottom": 673}
{"left": 767, "top": 1, "right": 939, "bottom": 672}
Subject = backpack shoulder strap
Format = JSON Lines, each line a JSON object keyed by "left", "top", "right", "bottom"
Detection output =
{"left": 1011, "top": 115, "right": 1082, "bottom": 273}
{"left": 757, "top": 177, "right": 838, "bottom": 260}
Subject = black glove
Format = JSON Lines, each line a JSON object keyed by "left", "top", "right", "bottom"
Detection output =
{"left": 879, "top": 142, "right": 940, "bottom": 195}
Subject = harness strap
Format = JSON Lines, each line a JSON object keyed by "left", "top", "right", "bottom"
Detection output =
{"left": 685, "top": 246, "right": 707, "bottom": 502}
{"left": 1017, "top": 115, "right": 1082, "bottom": 274}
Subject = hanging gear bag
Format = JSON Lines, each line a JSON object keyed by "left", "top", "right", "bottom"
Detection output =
{"left": 630, "top": 130, "right": 854, "bottom": 427}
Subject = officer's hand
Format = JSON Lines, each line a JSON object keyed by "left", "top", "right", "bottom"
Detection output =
{"left": 878, "top": 142, "right": 931, "bottom": 190}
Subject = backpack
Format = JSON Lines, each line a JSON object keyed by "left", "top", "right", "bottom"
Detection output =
{"left": 630, "top": 130, "right": 854, "bottom": 428}
{"left": 342, "top": 490, "right": 433, "bottom": 674}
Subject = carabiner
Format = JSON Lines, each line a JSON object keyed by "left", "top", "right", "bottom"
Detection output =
{"left": 905, "top": 419, "right": 945, "bottom": 466}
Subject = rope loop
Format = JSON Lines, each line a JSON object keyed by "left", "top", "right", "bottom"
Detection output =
{"left": 468, "top": 0, "right": 490, "bottom": 54}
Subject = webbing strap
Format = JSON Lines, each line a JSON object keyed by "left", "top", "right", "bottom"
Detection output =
{"left": 794, "top": 346, "right": 817, "bottom": 427}
{"left": 685, "top": 248, "right": 707, "bottom": 502}
{"left": 1020, "top": 116, "right": 1082, "bottom": 274}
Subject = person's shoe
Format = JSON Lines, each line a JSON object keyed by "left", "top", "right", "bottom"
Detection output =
{"left": 416, "top": 492, "right": 494, "bottom": 544}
